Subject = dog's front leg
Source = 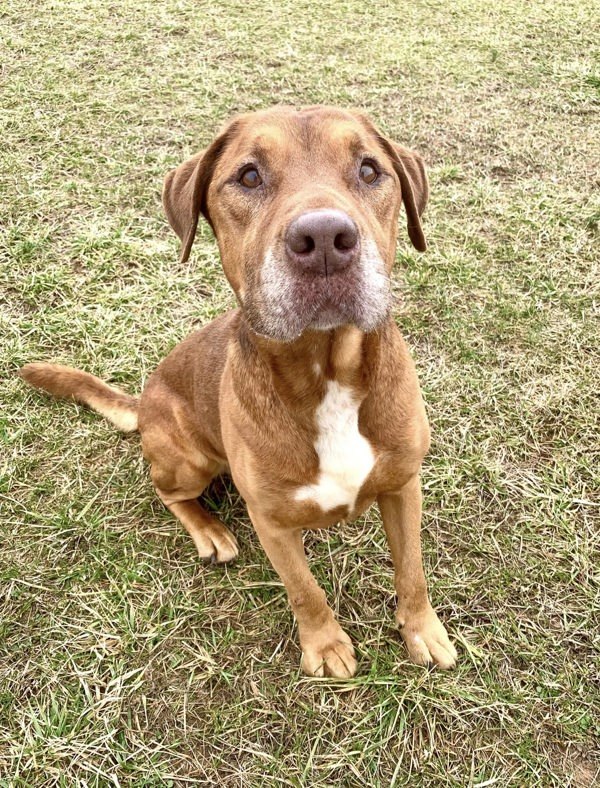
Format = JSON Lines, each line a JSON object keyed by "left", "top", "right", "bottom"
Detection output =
{"left": 249, "top": 509, "right": 357, "bottom": 678}
{"left": 379, "top": 475, "right": 457, "bottom": 669}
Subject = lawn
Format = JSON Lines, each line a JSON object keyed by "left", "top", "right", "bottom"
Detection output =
{"left": 1, "top": 0, "right": 599, "bottom": 785}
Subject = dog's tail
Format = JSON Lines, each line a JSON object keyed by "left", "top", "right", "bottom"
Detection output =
{"left": 19, "top": 363, "right": 139, "bottom": 432}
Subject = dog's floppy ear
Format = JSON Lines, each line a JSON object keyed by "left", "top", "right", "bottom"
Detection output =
{"left": 162, "top": 120, "right": 239, "bottom": 263}
{"left": 353, "top": 112, "right": 429, "bottom": 252}
{"left": 391, "top": 143, "right": 428, "bottom": 252}
{"left": 380, "top": 139, "right": 429, "bottom": 252}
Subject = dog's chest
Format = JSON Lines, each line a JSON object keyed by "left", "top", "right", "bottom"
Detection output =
{"left": 295, "top": 381, "right": 375, "bottom": 511}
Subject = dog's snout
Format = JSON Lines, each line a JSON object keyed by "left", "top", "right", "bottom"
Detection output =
{"left": 285, "top": 210, "right": 359, "bottom": 274}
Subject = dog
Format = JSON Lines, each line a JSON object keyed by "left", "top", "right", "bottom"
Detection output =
{"left": 20, "top": 105, "right": 457, "bottom": 677}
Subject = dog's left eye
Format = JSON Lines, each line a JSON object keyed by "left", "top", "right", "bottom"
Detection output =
{"left": 239, "top": 167, "right": 262, "bottom": 189}
{"left": 359, "top": 161, "right": 379, "bottom": 185}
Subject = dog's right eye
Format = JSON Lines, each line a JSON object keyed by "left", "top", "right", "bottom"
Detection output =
{"left": 239, "top": 167, "right": 262, "bottom": 189}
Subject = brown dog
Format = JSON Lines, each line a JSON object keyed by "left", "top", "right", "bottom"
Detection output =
{"left": 21, "top": 106, "right": 457, "bottom": 677}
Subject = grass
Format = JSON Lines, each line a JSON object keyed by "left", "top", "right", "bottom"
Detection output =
{"left": 1, "top": 0, "right": 599, "bottom": 784}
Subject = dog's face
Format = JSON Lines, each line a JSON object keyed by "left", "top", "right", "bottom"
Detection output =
{"left": 163, "top": 106, "right": 428, "bottom": 341}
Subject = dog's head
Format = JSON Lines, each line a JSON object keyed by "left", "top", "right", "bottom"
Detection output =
{"left": 163, "top": 106, "right": 428, "bottom": 341}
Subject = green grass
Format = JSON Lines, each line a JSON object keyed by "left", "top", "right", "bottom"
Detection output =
{"left": 1, "top": 0, "right": 599, "bottom": 784}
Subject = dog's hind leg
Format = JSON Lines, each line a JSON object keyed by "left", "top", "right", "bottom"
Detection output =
{"left": 160, "top": 495, "right": 239, "bottom": 565}
{"left": 142, "top": 428, "right": 238, "bottom": 564}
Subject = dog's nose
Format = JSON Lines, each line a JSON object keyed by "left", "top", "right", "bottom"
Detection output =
{"left": 285, "top": 210, "right": 359, "bottom": 274}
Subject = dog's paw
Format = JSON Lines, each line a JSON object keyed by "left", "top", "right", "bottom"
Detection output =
{"left": 300, "top": 622, "right": 357, "bottom": 678}
{"left": 397, "top": 605, "right": 457, "bottom": 670}
{"left": 191, "top": 521, "right": 239, "bottom": 564}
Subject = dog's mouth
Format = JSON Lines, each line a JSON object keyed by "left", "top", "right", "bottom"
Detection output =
{"left": 244, "top": 239, "right": 391, "bottom": 341}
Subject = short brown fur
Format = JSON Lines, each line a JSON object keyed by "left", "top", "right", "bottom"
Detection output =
{"left": 21, "top": 106, "right": 457, "bottom": 676}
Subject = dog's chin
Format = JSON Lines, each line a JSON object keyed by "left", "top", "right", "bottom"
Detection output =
{"left": 245, "top": 288, "right": 391, "bottom": 342}
{"left": 307, "top": 303, "right": 388, "bottom": 334}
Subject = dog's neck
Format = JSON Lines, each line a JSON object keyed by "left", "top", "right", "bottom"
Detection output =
{"left": 238, "top": 315, "right": 384, "bottom": 407}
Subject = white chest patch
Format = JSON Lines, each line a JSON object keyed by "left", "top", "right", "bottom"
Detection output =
{"left": 295, "top": 381, "right": 375, "bottom": 512}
